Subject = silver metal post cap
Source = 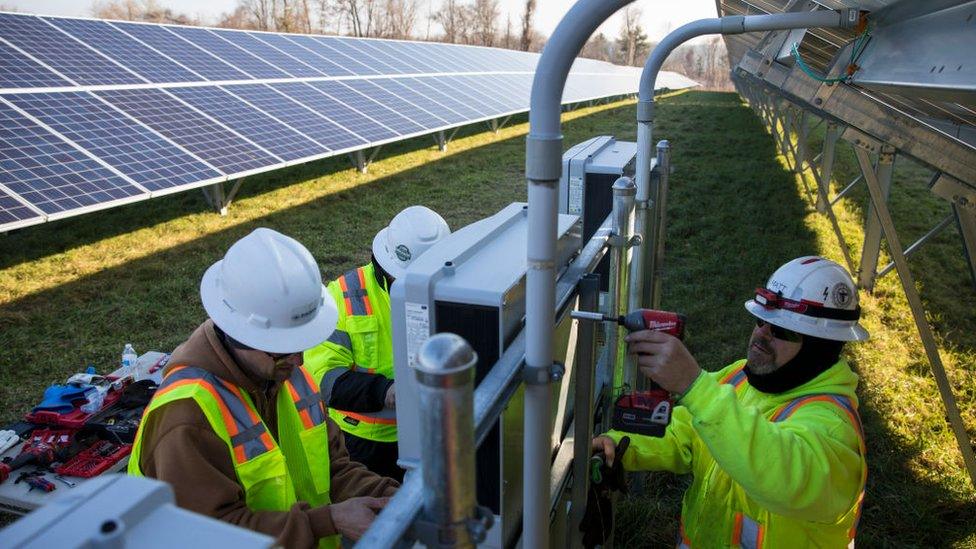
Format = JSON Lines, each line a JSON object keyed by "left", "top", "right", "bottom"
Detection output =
{"left": 612, "top": 176, "right": 636, "bottom": 194}
{"left": 414, "top": 333, "right": 477, "bottom": 378}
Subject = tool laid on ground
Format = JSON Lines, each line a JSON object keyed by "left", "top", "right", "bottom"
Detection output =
{"left": 15, "top": 471, "right": 56, "bottom": 493}
{"left": 572, "top": 309, "right": 687, "bottom": 437}
{"left": 0, "top": 429, "right": 79, "bottom": 483}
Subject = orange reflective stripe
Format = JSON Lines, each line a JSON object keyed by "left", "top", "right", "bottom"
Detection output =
{"left": 678, "top": 519, "right": 693, "bottom": 549}
{"left": 223, "top": 382, "right": 264, "bottom": 427}
{"left": 732, "top": 513, "right": 743, "bottom": 545}
{"left": 286, "top": 381, "right": 315, "bottom": 429}
{"left": 340, "top": 410, "right": 397, "bottom": 425}
{"left": 337, "top": 275, "right": 354, "bottom": 316}
{"left": 720, "top": 366, "right": 747, "bottom": 389}
{"left": 357, "top": 268, "right": 373, "bottom": 316}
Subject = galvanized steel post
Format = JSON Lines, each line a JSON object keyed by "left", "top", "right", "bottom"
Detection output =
{"left": 412, "top": 333, "right": 487, "bottom": 548}
{"left": 608, "top": 176, "right": 637, "bottom": 392}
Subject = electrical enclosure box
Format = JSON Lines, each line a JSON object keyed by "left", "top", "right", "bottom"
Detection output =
{"left": 392, "top": 202, "right": 581, "bottom": 547}
{"left": 559, "top": 135, "right": 640, "bottom": 290}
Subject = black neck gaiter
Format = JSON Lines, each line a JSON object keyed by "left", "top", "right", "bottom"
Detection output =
{"left": 370, "top": 254, "right": 394, "bottom": 292}
{"left": 745, "top": 335, "right": 846, "bottom": 393}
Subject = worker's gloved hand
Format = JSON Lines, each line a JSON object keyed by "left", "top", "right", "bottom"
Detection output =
{"left": 0, "top": 430, "right": 19, "bottom": 455}
{"left": 384, "top": 384, "right": 396, "bottom": 409}
{"left": 330, "top": 496, "right": 390, "bottom": 540}
{"left": 580, "top": 436, "right": 630, "bottom": 548}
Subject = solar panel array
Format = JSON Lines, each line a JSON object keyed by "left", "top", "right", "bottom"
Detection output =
{"left": 0, "top": 12, "right": 691, "bottom": 232}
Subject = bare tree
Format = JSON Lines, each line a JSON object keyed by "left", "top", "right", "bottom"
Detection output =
{"left": 92, "top": 0, "right": 197, "bottom": 24}
{"left": 502, "top": 13, "right": 514, "bottom": 49}
{"left": 471, "top": 0, "right": 499, "bottom": 47}
{"left": 616, "top": 4, "right": 648, "bottom": 66}
{"left": 384, "top": 0, "right": 417, "bottom": 39}
{"left": 433, "top": 0, "right": 465, "bottom": 43}
{"left": 581, "top": 32, "right": 612, "bottom": 62}
{"left": 519, "top": 0, "right": 535, "bottom": 51}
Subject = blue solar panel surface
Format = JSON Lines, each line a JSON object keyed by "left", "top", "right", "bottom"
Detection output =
{"left": 169, "top": 86, "right": 322, "bottom": 162}
{"left": 171, "top": 26, "right": 289, "bottom": 79}
{"left": 309, "top": 80, "right": 424, "bottom": 136}
{"left": 110, "top": 21, "right": 249, "bottom": 82}
{"left": 0, "top": 12, "right": 647, "bottom": 231}
{"left": 6, "top": 91, "right": 221, "bottom": 191}
{"left": 0, "top": 14, "right": 143, "bottom": 85}
{"left": 272, "top": 82, "right": 397, "bottom": 143}
{"left": 0, "top": 101, "right": 143, "bottom": 214}
{"left": 0, "top": 187, "right": 40, "bottom": 226}
{"left": 224, "top": 84, "right": 367, "bottom": 152}
{"left": 97, "top": 88, "right": 276, "bottom": 175}
{"left": 0, "top": 41, "right": 71, "bottom": 89}
{"left": 45, "top": 17, "right": 199, "bottom": 83}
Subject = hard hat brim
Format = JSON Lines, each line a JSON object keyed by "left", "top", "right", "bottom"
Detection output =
{"left": 200, "top": 261, "right": 338, "bottom": 354}
{"left": 744, "top": 300, "right": 869, "bottom": 342}
{"left": 372, "top": 227, "right": 406, "bottom": 280}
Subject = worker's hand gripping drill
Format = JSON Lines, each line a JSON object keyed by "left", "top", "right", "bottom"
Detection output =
{"left": 572, "top": 309, "right": 701, "bottom": 437}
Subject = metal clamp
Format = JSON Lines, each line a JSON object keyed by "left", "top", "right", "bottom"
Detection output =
{"left": 607, "top": 234, "right": 642, "bottom": 248}
{"left": 523, "top": 361, "right": 565, "bottom": 385}
{"left": 412, "top": 505, "right": 494, "bottom": 548}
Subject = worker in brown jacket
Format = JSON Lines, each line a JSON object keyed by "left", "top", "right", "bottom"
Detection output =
{"left": 130, "top": 228, "right": 398, "bottom": 548}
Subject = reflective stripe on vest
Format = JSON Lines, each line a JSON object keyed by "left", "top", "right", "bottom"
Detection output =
{"left": 720, "top": 366, "right": 748, "bottom": 390}
{"left": 156, "top": 365, "right": 274, "bottom": 464}
{"left": 338, "top": 268, "right": 373, "bottom": 317}
{"left": 284, "top": 366, "right": 328, "bottom": 429}
{"left": 772, "top": 393, "right": 867, "bottom": 541}
{"left": 732, "top": 512, "right": 765, "bottom": 549}
{"left": 676, "top": 519, "right": 693, "bottom": 549}
{"left": 337, "top": 407, "right": 397, "bottom": 425}
{"left": 327, "top": 328, "right": 352, "bottom": 349}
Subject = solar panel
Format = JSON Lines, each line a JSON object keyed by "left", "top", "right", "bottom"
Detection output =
{"left": 0, "top": 101, "right": 144, "bottom": 215}
{"left": 44, "top": 17, "right": 199, "bottom": 83}
{"left": 308, "top": 80, "right": 424, "bottom": 136}
{"left": 110, "top": 21, "right": 249, "bottom": 82}
{"left": 0, "top": 12, "right": 679, "bottom": 230}
{"left": 0, "top": 186, "right": 41, "bottom": 228}
{"left": 6, "top": 91, "right": 221, "bottom": 191}
{"left": 97, "top": 88, "right": 276, "bottom": 175}
{"left": 0, "top": 40, "right": 71, "bottom": 89}
{"left": 168, "top": 26, "right": 289, "bottom": 79}
{"left": 223, "top": 84, "right": 367, "bottom": 152}
{"left": 272, "top": 82, "right": 398, "bottom": 143}
{"left": 0, "top": 13, "right": 143, "bottom": 85}
{"left": 372, "top": 79, "right": 467, "bottom": 125}
{"left": 209, "top": 29, "right": 325, "bottom": 78}
{"left": 341, "top": 79, "right": 448, "bottom": 130}
{"left": 168, "top": 86, "right": 323, "bottom": 162}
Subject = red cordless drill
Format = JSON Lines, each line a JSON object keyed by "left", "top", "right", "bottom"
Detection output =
{"left": 572, "top": 309, "right": 687, "bottom": 437}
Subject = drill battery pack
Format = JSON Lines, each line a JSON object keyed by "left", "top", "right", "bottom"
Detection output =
{"left": 611, "top": 390, "right": 673, "bottom": 438}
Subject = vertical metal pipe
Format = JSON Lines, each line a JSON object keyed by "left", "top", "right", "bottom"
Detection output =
{"left": 568, "top": 274, "right": 600, "bottom": 541}
{"left": 414, "top": 333, "right": 480, "bottom": 548}
{"left": 609, "top": 177, "right": 636, "bottom": 393}
{"left": 858, "top": 145, "right": 896, "bottom": 290}
{"left": 525, "top": 1, "right": 636, "bottom": 546}
{"left": 632, "top": 120, "right": 654, "bottom": 310}
{"left": 651, "top": 141, "right": 671, "bottom": 309}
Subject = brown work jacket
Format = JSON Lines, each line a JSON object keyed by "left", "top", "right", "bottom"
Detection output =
{"left": 135, "top": 320, "right": 399, "bottom": 548}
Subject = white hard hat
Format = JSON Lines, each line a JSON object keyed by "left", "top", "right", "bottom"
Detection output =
{"left": 200, "top": 228, "right": 337, "bottom": 353}
{"left": 372, "top": 206, "right": 450, "bottom": 279}
{"left": 744, "top": 256, "right": 869, "bottom": 342}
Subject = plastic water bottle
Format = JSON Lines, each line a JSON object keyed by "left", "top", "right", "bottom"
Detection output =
{"left": 121, "top": 343, "right": 138, "bottom": 379}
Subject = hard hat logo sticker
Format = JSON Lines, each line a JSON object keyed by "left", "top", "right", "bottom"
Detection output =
{"left": 831, "top": 282, "right": 852, "bottom": 308}
{"left": 395, "top": 244, "right": 412, "bottom": 262}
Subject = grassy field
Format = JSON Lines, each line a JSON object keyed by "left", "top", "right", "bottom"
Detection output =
{"left": 1, "top": 91, "right": 974, "bottom": 545}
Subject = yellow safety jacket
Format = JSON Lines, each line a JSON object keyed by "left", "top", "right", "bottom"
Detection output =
{"left": 130, "top": 364, "right": 339, "bottom": 549}
{"left": 304, "top": 263, "right": 397, "bottom": 443}
{"left": 608, "top": 359, "right": 866, "bottom": 548}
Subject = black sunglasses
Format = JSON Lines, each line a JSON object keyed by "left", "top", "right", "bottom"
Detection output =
{"left": 220, "top": 329, "right": 299, "bottom": 360}
{"left": 755, "top": 318, "right": 803, "bottom": 342}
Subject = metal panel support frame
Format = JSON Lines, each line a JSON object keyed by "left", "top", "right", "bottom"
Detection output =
{"left": 486, "top": 115, "right": 513, "bottom": 134}
{"left": 348, "top": 147, "right": 382, "bottom": 174}
{"left": 432, "top": 128, "right": 461, "bottom": 152}
{"left": 200, "top": 178, "right": 245, "bottom": 216}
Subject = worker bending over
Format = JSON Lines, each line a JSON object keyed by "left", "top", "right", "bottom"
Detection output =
{"left": 594, "top": 256, "right": 868, "bottom": 547}
{"left": 130, "top": 228, "right": 398, "bottom": 548}
{"left": 305, "top": 206, "right": 450, "bottom": 481}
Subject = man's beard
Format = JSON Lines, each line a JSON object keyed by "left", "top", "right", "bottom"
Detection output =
{"left": 746, "top": 334, "right": 781, "bottom": 375}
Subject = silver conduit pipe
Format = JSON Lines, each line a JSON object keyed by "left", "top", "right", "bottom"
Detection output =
{"left": 634, "top": 8, "right": 859, "bottom": 305}
{"left": 524, "top": 1, "right": 637, "bottom": 547}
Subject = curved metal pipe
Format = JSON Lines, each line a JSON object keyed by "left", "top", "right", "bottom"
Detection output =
{"left": 524, "top": 1, "right": 635, "bottom": 547}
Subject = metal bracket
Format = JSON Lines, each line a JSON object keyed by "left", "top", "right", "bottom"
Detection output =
{"left": 411, "top": 505, "right": 493, "bottom": 548}
{"left": 607, "top": 234, "right": 642, "bottom": 248}
{"left": 524, "top": 361, "right": 565, "bottom": 385}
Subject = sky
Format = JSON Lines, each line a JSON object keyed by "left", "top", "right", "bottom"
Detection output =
{"left": 3, "top": 1, "right": 720, "bottom": 43}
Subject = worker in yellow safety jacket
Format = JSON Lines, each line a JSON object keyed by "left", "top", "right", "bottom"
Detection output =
{"left": 594, "top": 256, "right": 869, "bottom": 547}
{"left": 304, "top": 206, "right": 451, "bottom": 481}
{"left": 130, "top": 228, "right": 398, "bottom": 548}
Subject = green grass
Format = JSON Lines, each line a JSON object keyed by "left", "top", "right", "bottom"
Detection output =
{"left": 1, "top": 91, "right": 973, "bottom": 545}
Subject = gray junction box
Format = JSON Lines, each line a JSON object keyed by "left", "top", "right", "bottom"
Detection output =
{"left": 392, "top": 202, "right": 581, "bottom": 547}
{"left": 559, "top": 135, "right": 640, "bottom": 290}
